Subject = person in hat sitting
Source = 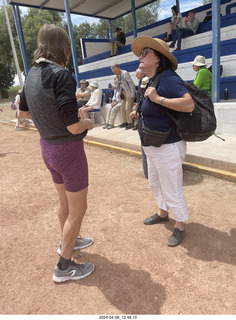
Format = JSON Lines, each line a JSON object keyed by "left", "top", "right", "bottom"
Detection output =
{"left": 76, "top": 79, "right": 91, "bottom": 108}
{"left": 79, "top": 80, "right": 103, "bottom": 120}
{"left": 110, "top": 27, "right": 126, "bottom": 57}
{"left": 130, "top": 35, "right": 194, "bottom": 247}
{"left": 191, "top": 55, "right": 212, "bottom": 97}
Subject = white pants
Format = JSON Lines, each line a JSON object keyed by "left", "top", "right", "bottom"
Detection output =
{"left": 143, "top": 140, "right": 189, "bottom": 222}
{"left": 106, "top": 104, "right": 121, "bottom": 125}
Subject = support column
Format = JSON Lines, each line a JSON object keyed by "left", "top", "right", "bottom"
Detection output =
{"left": 131, "top": 0, "right": 137, "bottom": 38}
{"left": 64, "top": 0, "right": 80, "bottom": 85}
{"left": 12, "top": 5, "right": 29, "bottom": 75}
{"left": 212, "top": 0, "right": 221, "bottom": 102}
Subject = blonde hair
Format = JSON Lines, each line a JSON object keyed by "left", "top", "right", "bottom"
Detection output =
{"left": 32, "top": 24, "right": 71, "bottom": 66}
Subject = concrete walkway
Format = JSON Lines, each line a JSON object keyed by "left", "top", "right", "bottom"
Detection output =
{"left": 1, "top": 112, "right": 236, "bottom": 182}
{"left": 85, "top": 123, "right": 236, "bottom": 182}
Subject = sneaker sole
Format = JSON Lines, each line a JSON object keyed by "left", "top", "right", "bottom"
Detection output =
{"left": 53, "top": 264, "right": 95, "bottom": 283}
{"left": 57, "top": 238, "right": 94, "bottom": 255}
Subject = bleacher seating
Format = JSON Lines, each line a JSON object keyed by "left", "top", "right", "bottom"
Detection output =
{"left": 78, "top": 0, "right": 236, "bottom": 100}
{"left": 82, "top": 12, "right": 235, "bottom": 66}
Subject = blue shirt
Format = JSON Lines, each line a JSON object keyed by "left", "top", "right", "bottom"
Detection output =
{"left": 138, "top": 69, "right": 188, "bottom": 145}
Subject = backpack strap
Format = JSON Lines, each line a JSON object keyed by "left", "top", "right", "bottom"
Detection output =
{"left": 149, "top": 70, "right": 178, "bottom": 123}
{"left": 137, "top": 71, "right": 165, "bottom": 116}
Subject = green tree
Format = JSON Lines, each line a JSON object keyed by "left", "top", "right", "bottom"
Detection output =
{"left": 0, "top": 63, "right": 15, "bottom": 98}
{"left": 111, "top": 1, "right": 160, "bottom": 34}
{"left": 21, "top": 8, "right": 64, "bottom": 65}
{"left": 0, "top": 5, "right": 20, "bottom": 97}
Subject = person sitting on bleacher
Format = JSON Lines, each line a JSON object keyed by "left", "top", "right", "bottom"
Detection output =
{"left": 110, "top": 27, "right": 126, "bottom": 57}
{"left": 103, "top": 78, "right": 121, "bottom": 130}
{"left": 79, "top": 80, "right": 102, "bottom": 120}
{"left": 76, "top": 79, "right": 91, "bottom": 109}
{"left": 169, "top": 9, "right": 199, "bottom": 51}
{"left": 191, "top": 55, "right": 212, "bottom": 97}
{"left": 164, "top": 5, "right": 182, "bottom": 43}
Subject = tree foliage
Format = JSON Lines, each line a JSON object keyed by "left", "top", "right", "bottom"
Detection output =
{"left": 0, "top": 1, "right": 161, "bottom": 83}
{"left": 0, "top": 5, "right": 19, "bottom": 97}
{"left": 0, "top": 63, "right": 14, "bottom": 98}
{"left": 21, "top": 8, "right": 64, "bottom": 65}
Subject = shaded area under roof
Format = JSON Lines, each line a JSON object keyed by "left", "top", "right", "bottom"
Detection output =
{"left": 7, "top": 0, "right": 158, "bottom": 20}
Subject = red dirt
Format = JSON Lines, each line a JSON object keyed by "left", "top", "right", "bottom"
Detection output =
{"left": 0, "top": 123, "right": 235, "bottom": 315}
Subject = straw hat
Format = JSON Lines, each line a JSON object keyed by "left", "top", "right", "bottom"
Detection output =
{"left": 191, "top": 55, "right": 207, "bottom": 66}
{"left": 79, "top": 79, "right": 89, "bottom": 86}
{"left": 90, "top": 80, "right": 99, "bottom": 88}
{"left": 131, "top": 36, "right": 178, "bottom": 71}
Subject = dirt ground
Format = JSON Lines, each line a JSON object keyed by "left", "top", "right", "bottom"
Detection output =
{"left": 0, "top": 118, "right": 236, "bottom": 316}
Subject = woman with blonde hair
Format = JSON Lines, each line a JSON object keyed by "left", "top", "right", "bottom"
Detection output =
{"left": 19, "top": 24, "right": 95, "bottom": 282}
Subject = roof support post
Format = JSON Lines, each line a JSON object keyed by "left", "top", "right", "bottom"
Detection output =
{"left": 109, "top": 20, "right": 112, "bottom": 39}
{"left": 12, "top": 5, "right": 29, "bottom": 75}
{"left": 131, "top": 0, "right": 137, "bottom": 38}
{"left": 64, "top": 0, "right": 80, "bottom": 85}
{"left": 211, "top": 0, "right": 221, "bottom": 102}
{"left": 176, "top": 0, "right": 180, "bottom": 12}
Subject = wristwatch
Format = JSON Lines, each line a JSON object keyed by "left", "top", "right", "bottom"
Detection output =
{"left": 160, "top": 97, "right": 165, "bottom": 105}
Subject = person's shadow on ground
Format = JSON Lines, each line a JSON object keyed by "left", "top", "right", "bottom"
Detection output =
{"left": 164, "top": 220, "right": 236, "bottom": 265}
{"left": 73, "top": 252, "right": 166, "bottom": 314}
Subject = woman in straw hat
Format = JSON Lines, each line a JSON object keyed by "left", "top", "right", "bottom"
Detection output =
{"left": 19, "top": 24, "right": 95, "bottom": 282}
{"left": 191, "top": 55, "right": 212, "bottom": 97}
{"left": 130, "top": 36, "right": 194, "bottom": 247}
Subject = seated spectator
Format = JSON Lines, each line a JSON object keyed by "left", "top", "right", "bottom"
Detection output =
{"left": 191, "top": 55, "right": 212, "bottom": 97}
{"left": 79, "top": 80, "right": 103, "bottom": 120}
{"left": 169, "top": 9, "right": 199, "bottom": 51}
{"left": 103, "top": 79, "right": 121, "bottom": 130}
{"left": 164, "top": 5, "right": 182, "bottom": 42}
{"left": 76, "top": 79, "right": 91, "bottom": 108}
{"left": 110, "top": 27, "right": 126, "bottom": 57}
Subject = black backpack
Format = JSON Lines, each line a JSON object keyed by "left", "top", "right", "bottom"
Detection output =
{"left": 151, "top": 72, "right": 217, "bottom": 142}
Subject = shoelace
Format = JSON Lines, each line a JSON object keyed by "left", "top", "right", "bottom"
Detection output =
{"left": 71, "top": 256, "right": 85, "bottom": 275}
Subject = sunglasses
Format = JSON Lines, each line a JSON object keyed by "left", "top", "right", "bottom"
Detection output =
{"left": 140, "top": 48, "right": 154, "bottom": 57}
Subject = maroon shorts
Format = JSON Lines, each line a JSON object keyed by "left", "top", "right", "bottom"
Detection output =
{"left": 40, "top": 139, "right": 88, "bottom": 192}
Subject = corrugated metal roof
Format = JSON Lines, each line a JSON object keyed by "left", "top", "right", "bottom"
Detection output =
{"left": 7, "top": 0, "right": 157, "bottom": 20}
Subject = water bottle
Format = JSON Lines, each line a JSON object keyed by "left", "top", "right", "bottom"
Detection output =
{"left": 224, "top": 88, "right": 228, "bottom": 100}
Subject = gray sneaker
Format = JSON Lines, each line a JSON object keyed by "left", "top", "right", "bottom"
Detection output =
{"left": 57, "top": 237, "right": 94, "bottom": 255}
{"left": 53, "top": 261, "right": 95, "bottom": 283}
{"left": 167, "top": 228, "right": 186, "bottom": 247}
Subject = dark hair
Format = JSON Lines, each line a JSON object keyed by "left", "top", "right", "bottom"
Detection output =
{"left": 171, "top": 5, "right": 178, "bottom": 14}
{"left": 189, "top": 10, "right": 195, "bottom": 15}
{"left": 154, "top": 51, "right": 173, "bottom": 73}
{"left": 32, "top": 24, "right": 71, "bottom": 66}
